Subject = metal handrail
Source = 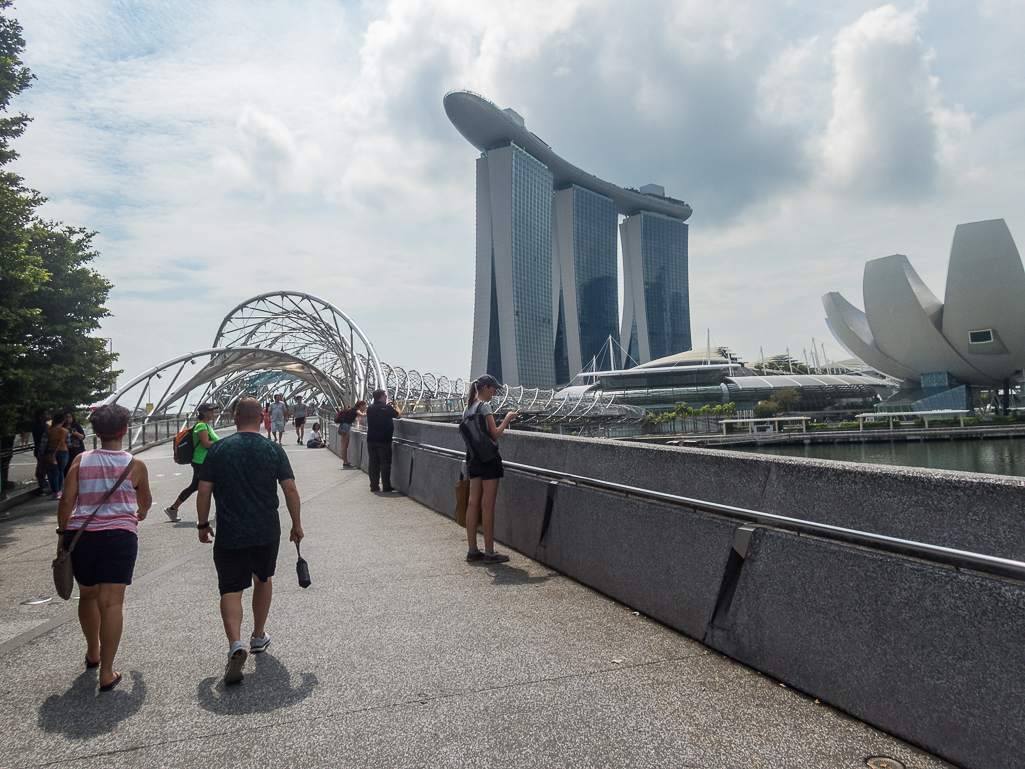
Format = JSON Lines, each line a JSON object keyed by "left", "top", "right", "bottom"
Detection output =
{"left": 391, "top": 437, "right": 1025, "bottom": 581}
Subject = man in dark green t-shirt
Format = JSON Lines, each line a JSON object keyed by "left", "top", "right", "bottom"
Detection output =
{"left": 196, "top": 397, "right": 303, "bottom": 685}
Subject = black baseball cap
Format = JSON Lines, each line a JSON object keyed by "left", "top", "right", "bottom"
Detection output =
{"left": 197, "top": 402, "right": 217, "bottom": 414}
{"left": 474, "top": 374, "right": 501, "bottom": 389}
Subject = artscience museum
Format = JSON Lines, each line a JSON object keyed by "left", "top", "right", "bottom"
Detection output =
{"left": 823, "top": 219, "right": 1025, "bottom": 413}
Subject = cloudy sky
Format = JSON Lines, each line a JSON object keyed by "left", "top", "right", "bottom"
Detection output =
{"left": 11, "top": 0, "right": 1025, "bottom": 384}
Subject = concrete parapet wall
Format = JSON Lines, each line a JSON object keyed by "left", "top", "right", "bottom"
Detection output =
{"left": 333, "top": 421, "right": 1025, "bottom": 769}
{"left": 386, "top": 419, "right": 1025, "bottom": 561}
{"left": 706, "top": 528, "right": 1025, "bottom": 768}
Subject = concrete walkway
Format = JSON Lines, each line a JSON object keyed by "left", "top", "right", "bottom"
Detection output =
{"left": 0, "top": 439, "right": 952, "bottom": 768}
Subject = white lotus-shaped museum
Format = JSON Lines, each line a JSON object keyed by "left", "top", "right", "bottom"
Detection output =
{"left": 823, "top": 219, "right": 1025, "bottom": 388}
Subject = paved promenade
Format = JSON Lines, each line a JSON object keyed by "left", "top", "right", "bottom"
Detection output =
{"left": 0, "top": 439, "right": 952, "bottom": 768}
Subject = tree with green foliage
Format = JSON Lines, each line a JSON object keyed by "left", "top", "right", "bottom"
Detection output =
{"left": 770, "top": 387, "right": 801, "bottom": 414}
{"left": 0, "top": 2, "right": 117, "bottom": 435}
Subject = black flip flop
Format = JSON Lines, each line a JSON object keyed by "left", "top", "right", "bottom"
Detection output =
{"left": 99, "top": 672, "right": 122, "bottom": 692}
{"left": 85, "top": 655, "right": 100, "bottom": 670}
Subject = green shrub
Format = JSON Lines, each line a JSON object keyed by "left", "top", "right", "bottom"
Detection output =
{"left": 838, "top": 421, "right": 860, "bottom": 429}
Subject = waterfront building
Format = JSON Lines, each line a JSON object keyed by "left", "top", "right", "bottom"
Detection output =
{"left": 553, "top": 184, "right": 620, "bottom": 380}
{"left": 620, "top": 208, "right": 691, "bottom": 366}
{"left": 445, "top": 91, "right": 693, "bottom": 387}
{"left": 823, "top": 219, "right": 1025, "bottom": 412}
{"left": 472, "top": 144, "right": 556, "bottom": 388}
{"left": 575, "top": 348, "right": 888, "bottom": 414}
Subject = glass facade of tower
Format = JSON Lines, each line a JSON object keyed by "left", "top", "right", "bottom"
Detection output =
{"left": 510, "top": 146, "right": 555, "bottom": 388}
{"left": 571, "top": 185, "right": 620, "bottom": 369}
{"left": 627, "top": 311, "right": 640, "bottom": 367}
{"left": 554, "top": 285, "right": 570, "bottom": 385}
{"left": 486, "top": 253, "right": 503, "bottom": 382}
{"left": 641, "top": 213, "right": 690, "bottom": 361}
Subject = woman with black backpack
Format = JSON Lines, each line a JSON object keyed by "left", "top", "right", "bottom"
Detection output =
{"left": 461, "top": 374, "right": 517, "bottom": 564}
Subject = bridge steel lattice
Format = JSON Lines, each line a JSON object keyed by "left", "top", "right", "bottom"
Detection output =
{"left": 104, "top": 291, "right": 637, "bottom": 429}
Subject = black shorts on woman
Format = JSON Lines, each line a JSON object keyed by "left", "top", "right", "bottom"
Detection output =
{"left": 466, "top": 452, "right": 504, "bottom": 480}
{"left": 63, "top": 529, "right": 139, "bottom": 586}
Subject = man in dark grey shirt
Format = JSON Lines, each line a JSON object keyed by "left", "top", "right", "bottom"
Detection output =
{"left": 365, "top": 389, "right": 401, "bottom": 492}
{"left": 197, "top": 397, "right": 303, "bottom": 685}
{"left": 292, "top": 395, "right": 308, "bottom": 445}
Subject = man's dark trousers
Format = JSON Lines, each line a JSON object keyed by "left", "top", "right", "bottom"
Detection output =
{"left": 367, "top": 442, "right": 393, "bottom": 492}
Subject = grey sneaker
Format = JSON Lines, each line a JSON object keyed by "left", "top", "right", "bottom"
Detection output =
{"left": 250, "top": 632, "right": 271, "bottom": 654}
{"left": 163, "top": 506, "right": 179, "bottom": 522}
{"left": 483, "top": 551, "right": 510, "bottom": 564}
{"left": 224, "top": 641, "right": 247, "bottom": 685}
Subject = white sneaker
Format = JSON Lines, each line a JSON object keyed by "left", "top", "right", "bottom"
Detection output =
{"left": 250, "top": 632, "right": 271, "bottom": 653}
{"left": 224, "top": 641, "right": 247, "bottom": 685}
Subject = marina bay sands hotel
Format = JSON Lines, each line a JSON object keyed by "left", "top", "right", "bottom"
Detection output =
{"left": 444, "top": 91, "right": 693, "bottom": 389}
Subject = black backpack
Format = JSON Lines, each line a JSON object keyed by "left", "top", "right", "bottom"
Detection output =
{"left": 458, "top": 403, "right": 498, "bottom": 462}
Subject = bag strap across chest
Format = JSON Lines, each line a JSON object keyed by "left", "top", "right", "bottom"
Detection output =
{"left": 63, "top": 458, "right": 136, "bottom": 553}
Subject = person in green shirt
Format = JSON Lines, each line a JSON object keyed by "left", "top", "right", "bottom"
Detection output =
{"left": 164, "top": 403, "right": 219, "bottom": 522}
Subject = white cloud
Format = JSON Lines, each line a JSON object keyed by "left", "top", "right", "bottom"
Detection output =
{"left": 215, "top": 109, "right": 323, "bottom": 198}
{"left": 820, "top": 4, "right": 973, "bottom": 197}
{"left": 7, "top": 0, "right": 1025, "bottom": 387}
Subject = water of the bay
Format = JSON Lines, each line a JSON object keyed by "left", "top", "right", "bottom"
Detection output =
{"left": 733, "top": 437, "right": 1025, "bottom": 478}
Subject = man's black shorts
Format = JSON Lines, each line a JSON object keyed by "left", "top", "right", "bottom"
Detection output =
{"left": 294, "top": 417, "right": 306, "bottom": 427}
{"left": 213, "top": 539, "right": 280, "bottom": 595}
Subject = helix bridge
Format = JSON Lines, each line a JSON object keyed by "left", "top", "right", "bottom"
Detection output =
{"left": 103, "top": 292, "right": 639, "bottom": 434}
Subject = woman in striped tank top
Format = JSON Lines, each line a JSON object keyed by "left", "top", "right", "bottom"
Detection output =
{"left": 56, "top": 404, "right": 152, "bottom": 692}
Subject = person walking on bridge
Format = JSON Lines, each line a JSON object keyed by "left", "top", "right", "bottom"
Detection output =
{"left": 196, "top": 397, "right": 303, "bottom": 685}
{"left": 463, "top": 374, "right": 517, "bottom": 564}
{"left": 45, "top": 413, "right": 70, "bottom": 500}
{"left": 366, "top": 389, "right": 401, "bottom": 492}
{"left": 268, "top": 394, "right": 289, "bottom": 445}
{"left": 32, "top": 409, "right": 51, "bottom": 494}
{"left": 292, "top": 395, "right": 308, "bottom": 445}
{"left": 164, "top": 403, "right": 218, "bottom": 522}
{"left": 262, "top": 402, "right": 272, "bottom": 439}
{"left": 57, "top": 404, "right": 152, "bottom": 692}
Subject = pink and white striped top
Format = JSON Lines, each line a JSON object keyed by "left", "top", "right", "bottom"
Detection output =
{"left": 67, "top": 449, "right": 138, "bottom": 534}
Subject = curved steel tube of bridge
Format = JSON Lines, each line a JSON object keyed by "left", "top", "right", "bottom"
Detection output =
{"left": 106, "top": 291, "right": 641, "bottom": 426}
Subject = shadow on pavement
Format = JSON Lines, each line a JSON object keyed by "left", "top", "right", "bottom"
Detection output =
{"left": 38, "top": 670, "right": 146, "bottom": 738}
{"left": 487, "top": 564, "right": 554, "bottom": 587}
{"left": 0, "top": 497, "right": 56, "bottom": 552}
{"left": 197, "top": 653, "right": 317, "bottom": 715}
